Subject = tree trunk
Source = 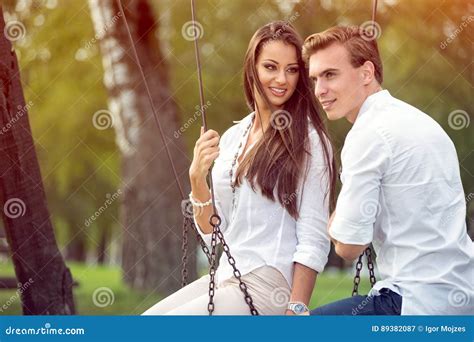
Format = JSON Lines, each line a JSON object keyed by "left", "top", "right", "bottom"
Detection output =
{"left": 0, "top": 7, "right": 75, "bottom": 314}
{"left": 64, "top": 218, "right": 87, "bottom": 262}
{"left": 89, "top": 0, "right": 196, "bottom": 294}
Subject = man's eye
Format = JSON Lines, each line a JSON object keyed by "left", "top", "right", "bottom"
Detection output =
{"left": 326, "top": 72, "right": 335, "bottom": 79}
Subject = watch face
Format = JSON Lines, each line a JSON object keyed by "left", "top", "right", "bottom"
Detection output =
{"left": 294, "top": 304, "right": 305, "bottom": 313}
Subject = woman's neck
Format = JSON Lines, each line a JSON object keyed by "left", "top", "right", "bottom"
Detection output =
{"left": 253, "top": 105, "right": 274, "bottom": 133}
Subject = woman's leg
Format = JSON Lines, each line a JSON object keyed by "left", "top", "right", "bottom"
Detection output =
{"left": 141, "top": 275, "right": 210, "bottom": 315}
{"left": 166, "top": 266, "right": 291, "bottom": 315}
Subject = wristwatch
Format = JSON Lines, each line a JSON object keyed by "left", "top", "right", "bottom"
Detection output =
{"left": 287, "top": 302, "right": 309, "bottom": 315}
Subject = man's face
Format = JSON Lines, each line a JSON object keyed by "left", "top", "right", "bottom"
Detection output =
{"left": 308, "top": 43, "right": 368, "bottom": 123}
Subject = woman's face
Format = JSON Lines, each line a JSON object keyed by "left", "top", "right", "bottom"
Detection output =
{"left": 255, "top": 40, "right": 300, "bottom": 109}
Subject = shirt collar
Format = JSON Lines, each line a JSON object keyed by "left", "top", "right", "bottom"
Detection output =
{"left": 356, "top": 89, "right": 391, "bottom": 120}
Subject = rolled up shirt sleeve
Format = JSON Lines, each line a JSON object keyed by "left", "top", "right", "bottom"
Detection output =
{"left": 330, "top": 127, "right": 391, "bottom": 245}
{"left": 193, "top": 132, "right": 231, "bottom": 246}
{"left": 292, "top": 131, "right": 331, "bottom": 273}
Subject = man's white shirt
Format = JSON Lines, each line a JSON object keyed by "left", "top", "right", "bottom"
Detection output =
{"left": 330, "top": 90, "right": 474, "bottom": 315}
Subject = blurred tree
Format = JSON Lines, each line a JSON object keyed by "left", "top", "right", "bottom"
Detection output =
{"left": 89, "top": 0, "right": 196, "bottom": 294}
{"left": 0, "top": 6, "right": 75, "bottom": 314}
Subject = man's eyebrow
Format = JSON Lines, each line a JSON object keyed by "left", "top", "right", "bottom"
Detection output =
{"left": 318, "top": 68, "right": 339, "bottom": 77}
{"left": 310, "top": 68, "right": 339, "bottom": 81}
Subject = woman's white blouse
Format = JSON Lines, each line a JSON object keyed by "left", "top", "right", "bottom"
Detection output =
{"left": 194, "top": 113, "right": 331, "bottom": 287}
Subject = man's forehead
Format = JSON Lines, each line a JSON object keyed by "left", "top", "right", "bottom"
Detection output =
{"left": 308, "top": 43, "right": 350, "bottom": 74}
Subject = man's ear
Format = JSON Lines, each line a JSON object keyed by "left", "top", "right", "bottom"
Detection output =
{"left": 360, "top": 60, "right": 375, "bottom": 85}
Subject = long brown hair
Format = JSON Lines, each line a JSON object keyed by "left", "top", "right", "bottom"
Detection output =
{"left": 236, "top": 21, "right": 337, "bottom": 219}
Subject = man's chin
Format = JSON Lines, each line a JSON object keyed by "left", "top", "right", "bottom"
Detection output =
{"left": 326, "top": 110, "right": 342, "bottom": 121}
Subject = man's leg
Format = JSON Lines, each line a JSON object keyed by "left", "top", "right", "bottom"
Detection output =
{"left": 311, "top": 288, "right": 402, "bottom": 315}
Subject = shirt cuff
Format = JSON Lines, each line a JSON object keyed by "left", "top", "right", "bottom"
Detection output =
{"left": 193, "top": 216, "right": 213, "bottom": 246}
{"left": 292, "top": 246, "right": 328, "bottom": 273}
{"left": 330, "top": 216, "right": 373, "bottom": 245}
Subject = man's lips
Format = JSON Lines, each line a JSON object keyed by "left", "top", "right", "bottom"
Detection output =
{"left": 320, "top": 99, "right": 336, "bottom": 109}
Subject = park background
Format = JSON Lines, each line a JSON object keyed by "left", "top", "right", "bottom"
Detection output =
{"left": 0, "top": 0, "right": 472, "bottom": 314}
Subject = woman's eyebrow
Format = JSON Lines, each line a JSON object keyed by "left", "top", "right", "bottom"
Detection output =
{"left": 262, "top": 59, "right": 299, "bottom": 67}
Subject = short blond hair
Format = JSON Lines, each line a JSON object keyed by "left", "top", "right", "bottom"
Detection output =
{"left": 303, "top": 26, "right": 383, "bottom": 84}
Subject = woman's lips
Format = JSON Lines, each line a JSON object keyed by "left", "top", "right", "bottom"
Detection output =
{"left": 269, "top": 87, "right": 287, "bottom": 97}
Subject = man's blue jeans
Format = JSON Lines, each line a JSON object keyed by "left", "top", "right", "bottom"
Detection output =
{"left": 311, "top": 288, "right": 402, "bottom": 315}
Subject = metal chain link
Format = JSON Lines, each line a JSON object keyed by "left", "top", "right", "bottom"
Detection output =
{"left": 352, "top": 246, "right": 377, "bottom": 296}
{"left": 181, "top": 218, "right": 189, "bottom": 287}
{"left": 366, "top": 247, "right": 377, "bottom": 287}
{"left": 207, "top": 215, "right": 219, "bottom": 314}
{"left": 207, "top": 214, "right": 258, "bottom": 315}
{"left": 181, "top": 217, "right": 212, "bottom": 287}
{"left": 352, "top": 252, "right": 364, "bottom": 296}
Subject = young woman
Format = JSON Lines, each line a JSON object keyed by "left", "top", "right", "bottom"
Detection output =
{"left": 143, "top": 21, "right": 336, "bottom": 315}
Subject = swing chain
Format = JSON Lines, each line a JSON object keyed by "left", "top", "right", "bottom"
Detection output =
{"left": 181, "top": 217, "right": 212, "bottom": 287}
{"left": 181, "top": 218, "right": 189, "bottom": 287}
{"left": 352, "top": 252, "right": 364, "bottom": 297}
{"left": 207, "top": 216, "right": 219, "bottom": 314}
{"left": 352, "top": 246, "right": 377, "bottom": 296}
{"left": 215, "top": 225, "right": 258, "bottom": 315}
{"left": 366, "top": 246, "right": 377, "bottom": 287}
{"left": 207, "top": 214, "right": 258, "bottom": 315}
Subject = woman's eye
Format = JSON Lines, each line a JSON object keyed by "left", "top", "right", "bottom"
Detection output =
{"left": 287, "top": 67, "right": 299, "bottom": 74}
{"left": 264, "top": 64, "right": 276, "bottom": 70}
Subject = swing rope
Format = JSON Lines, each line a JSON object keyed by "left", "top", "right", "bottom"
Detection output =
{"left": 116, "top": 0, "right": 378, "bottom": 311}
{"left": 115, "top": 0, "right": 258, "bottom": 315}
{"left": 190, "top": 0, "right": 258, "bottom": 315}
{"left": 115, "top": 0, "right": 211, "bottom": 288}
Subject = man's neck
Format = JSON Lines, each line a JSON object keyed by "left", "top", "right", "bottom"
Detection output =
{"left": 348, "top": 84, "right": 383, "bottom": 124}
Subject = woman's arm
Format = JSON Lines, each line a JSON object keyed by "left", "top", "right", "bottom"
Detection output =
{"left": 289, "top": 131, "right": 333, "bottom": 314}
{"left": 286, "top": 263, "right": 317, "bottom": 315}
{"left": 189, "top": 128, "right": 220, "bottom": 235}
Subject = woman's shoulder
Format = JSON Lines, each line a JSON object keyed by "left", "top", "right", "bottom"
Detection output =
{"left": 220, "top": 112, "right": 255, "bottom": 144}
{"left": 306, "top": 122, "right": 333, "bottom": 159}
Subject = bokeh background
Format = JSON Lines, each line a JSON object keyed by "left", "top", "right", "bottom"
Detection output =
{"left": 0, "top": 0, "right": 472, "bottom": 314}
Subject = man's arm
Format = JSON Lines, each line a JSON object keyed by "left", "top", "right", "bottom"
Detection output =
{"left": 328, "top": 211, "right": 368, "bottom": 262}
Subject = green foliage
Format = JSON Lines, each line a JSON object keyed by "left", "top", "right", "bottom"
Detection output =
{"left": 0, "top": 261, "right": 368, "bottom": 314}
{"left": 3, "top": 0, "right": 471, "bottom": 263}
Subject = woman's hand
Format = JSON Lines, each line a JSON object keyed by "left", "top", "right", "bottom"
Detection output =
{"left": 189, "top": 127, "right": 220, "bottom": 183}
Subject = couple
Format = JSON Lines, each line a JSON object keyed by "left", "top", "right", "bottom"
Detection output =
{"left": 144, "top": 22, "right": 473, "bottom": 315}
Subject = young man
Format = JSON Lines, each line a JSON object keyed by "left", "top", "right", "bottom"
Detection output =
{"left": 302, "top": 26, "right": 473, "bottom": 315}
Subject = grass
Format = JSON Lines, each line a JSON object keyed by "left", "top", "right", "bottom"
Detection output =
{"left": 0, "top": 261, "right": 370, "bottom": 315}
